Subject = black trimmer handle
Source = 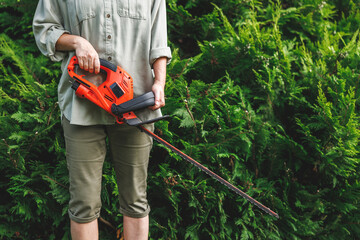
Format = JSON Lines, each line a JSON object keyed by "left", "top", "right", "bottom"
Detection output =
{"left": 111, "top": 91, "right": 155, "bottom": 116}
{"left": 99, "top": 58, "right": 117, "bottom": 72}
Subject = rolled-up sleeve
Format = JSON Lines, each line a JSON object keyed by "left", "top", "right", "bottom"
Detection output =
{"left": 32, "top": 0, "right": 69, "bottom": 62}
{"left": 150, "top": 0, "right": 172, "bottom": 66}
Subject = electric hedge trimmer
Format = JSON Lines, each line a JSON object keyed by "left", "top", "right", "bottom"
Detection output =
{"left": 67, "top": 56, "right": 279, "bottom": 218}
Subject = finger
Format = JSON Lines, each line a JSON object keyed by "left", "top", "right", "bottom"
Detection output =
{"left": 160, "top": 91, "right": 165, "bottom": 107}
{"left": 157, "top": 92, "right": 165, "bottom": 108}
{"left": 154, "top": 89, "right": 161, "bottom": 109}
{"left": 158, "top": 86, "right": 165, "bottom": 107}
{"left": 88, "top": 57, "right": 94, "bottom": 73}
{"left": 83, "top": 57, "right": 89, "bottom": 71}
{"left": 77, "top": 56, "right": 84, "bottom": 70}
{"left": 149, "top": 91, "right": 158, "bottom": 111}
{"left": 94, "top": 57, "right": 100, "bottom": 74}
{"left": 150, "top": 89, "right": 165, "bottom": 110}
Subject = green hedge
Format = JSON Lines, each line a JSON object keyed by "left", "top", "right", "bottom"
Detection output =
{"left": 1, "top": 0, "right": 359, "bottom": 239}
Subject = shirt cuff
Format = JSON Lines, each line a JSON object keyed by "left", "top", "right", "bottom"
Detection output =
{"left": 46, "top": 27, "right": 70, "bottom": 62}
{"left": 149, "top": 47, "right": 172, "bottom": 67}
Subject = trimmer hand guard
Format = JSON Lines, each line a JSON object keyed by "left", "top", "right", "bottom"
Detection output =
{"left": 111, "top": 92, "right": 155, "bottom": 116}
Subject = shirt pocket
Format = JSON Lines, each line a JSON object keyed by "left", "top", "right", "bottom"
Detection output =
{"left": 117, "top": 0, "right": 149, "bottom": 20}
{"left": 76, "top": 0, "right": 97, "bottom": 22}
{"left": 67, "top": 0, "right": 98, "bottom": 34}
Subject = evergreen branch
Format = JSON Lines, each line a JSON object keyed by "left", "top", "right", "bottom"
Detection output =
{"left": 23, "top": 131, "right": 39, "bottom": 162}
{"left": 99, "top": 217, "right": 116, "bottom": 231}
{"left": 208, "top": 129, "right": 250, "bottom": 150}
{"left": 171, "top": 58, "right": 190, "bottom": 81}
{"left": 98, "top": 217, "right": 123, "bottom": 239}
{"left": 224, "top": 103, "right": 232, "bottom": 128}
{"left": 22, "top": 58, "right": 41, "bottom": 85}
{"left": 47, "top": 102, "right": 58, "bottom": 126}
{"left": 44, "top": 175, "right": 66, "bottom": 189}
{"left": 2, "top": 138, "right": 17, "bottom": 168}
{"left": 184, "top": 88, "right": 198, "bottom": 142}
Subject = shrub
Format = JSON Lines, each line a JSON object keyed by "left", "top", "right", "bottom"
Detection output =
{"left": 1, "top": 0, "right": 359, "bottom": 239}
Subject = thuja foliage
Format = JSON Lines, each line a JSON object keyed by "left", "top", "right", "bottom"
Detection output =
{"left": 1, "top": 0, "right": 360, "bottom": 239}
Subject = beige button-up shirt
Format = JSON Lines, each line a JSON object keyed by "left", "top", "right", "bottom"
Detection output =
{"left": 33, "top": 0, "right": 172, "bottom": 125}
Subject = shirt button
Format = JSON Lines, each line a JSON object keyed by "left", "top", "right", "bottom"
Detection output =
{"left": 106, "top": 13, "right": 111, "bottom": 18}
{"left": 107, "top": 35, "right": 112, "bottom": 39}
{"left": 108, "top": 57, "right": 112, "bottom": 61}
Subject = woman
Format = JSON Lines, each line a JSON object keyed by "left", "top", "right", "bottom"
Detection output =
{"left": 33, "top": 1, "right": 171, "bottom": 239}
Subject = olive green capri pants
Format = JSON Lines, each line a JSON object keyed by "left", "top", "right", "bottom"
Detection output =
{"left": 62, "top": 117, "right": 153, "bottom": 223}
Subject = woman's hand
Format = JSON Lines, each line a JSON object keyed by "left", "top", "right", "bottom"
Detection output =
{"left": 74, "top": 37, "right": 100, "bottom": 74}
{"left": 150, "top": 57, "right": 168, "bottom": 111}
{"left": 150, "top": 80, "right": 165, "bottom": 111}
{"left": 55, "top": 33, "right": 100, "bottom": 74}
